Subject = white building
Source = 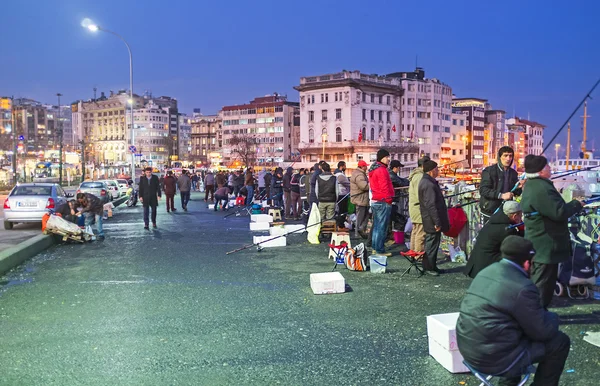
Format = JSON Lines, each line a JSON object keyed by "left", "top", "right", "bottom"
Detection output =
{"left": 294, "top": 70, "right": 418, "bottom": 171}
{"left": 448, "top": 113, "right": 467, "bottom": 167}
{"left": 132, "top": 101, "right": 171, "bottom": 168}
{"left": 178, "top": 113, "right": 192, "bottom": 161}
{"left": 386, "top": 68, "right": 453, "bottom": 164}
{"left": 220, "top": 94, "right": 299, "bottom": 168}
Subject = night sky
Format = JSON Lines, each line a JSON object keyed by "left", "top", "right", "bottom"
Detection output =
{"left": 1, "top": 0, "right": 599, "bottom": 155}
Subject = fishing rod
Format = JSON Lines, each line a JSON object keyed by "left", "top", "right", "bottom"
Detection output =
{"left": 543, "top": 77, "right": 600, "bottom": 153}
{"left": 444, "top": 189, "right": 478, "bottom": 199}
{"left": 454, "top": 200, "right": 479, "bottom": 208}
{"left": 551, "top": 164, "right": 600, "bottom": 180}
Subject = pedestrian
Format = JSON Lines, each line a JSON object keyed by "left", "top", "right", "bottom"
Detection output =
{"left": 216, "top": 170, "right": 226, "bottom": 189}
{"left": 264, "top": 169, "right": 273, "bottom": 204}
{"left": 214, "top": 184, "right": 231, "bottom": 211}
{"left": 350, "top": 160, "right": 370, "bottom": 239}
{"left": 163, "top": 170, "right": 177, "bottom": 212}
{"left": 315, "top": 162, "right": 338, "bottom": 221}
{"left": 177, "top": 170, "right": 192, "bottom": 211}
{"left": 418, "top": 160, "right": 449, "bottom": 275}
{"left": 334, "top": 161, "right": 351, "bottom": 229}
{"left": 245, "top": 168, "right": 255, "bottom": 206}
{"left": 271, "top": 167, "right": 284, "bottom": 208}
{"left": 191, "top": 173, "right": 199, "bottom": 191}
{"left": 76, "top": 192, "right": 105, "bottom": 239}
{"left": 479, "top": 146, "right": 524, "bottom": 224}
{"left": 299, "top": 167, "right": 311, "bottom": 223}
{"left": 408, "top": 156, "right": 430, "bottom": 253}
{"left": 233, "top": 170, "right": 244, "bottom": 197}
{"left": 257, "top": 169, "right": 266, "bottom": 199}
{"left": 388, "top": 159, "right": 408, "bottom": 231}
{"left": 464, "top": 201, "right": 523, "bottom": 278}
{"left": 204, "top": 170, "right": 215, "bottom": 202}
{"left": 282, "top": 167, "right": 293, "bottom": 218}
{"left": 520, "top": 154, "right": 583, "bottom": 308}
{"left": 138, "top": 166, "right": 162, "bottom": 230}
{"left": 457, "top": 236, "right": 570, "bottom": 386}
{"left": 308, "top": 162, "right": 322, "bottom": 206}
{"left": 369, "top": 149, "right": 394, "bottom": 256}
{"left": 289, "top": 168, "right": 302, "bottom": 220}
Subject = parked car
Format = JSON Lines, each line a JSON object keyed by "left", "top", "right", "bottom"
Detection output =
{"left": 2, "top": 183, "right": 72, "bottom": 230}
{"left": 76, "top": 181, "right": 110, "bottom": 204}
{"left": 116, "top": 179, "right": 129, "bottom": 196}
{"left": 99, "top": 179, "right": 120, "bottom": 199}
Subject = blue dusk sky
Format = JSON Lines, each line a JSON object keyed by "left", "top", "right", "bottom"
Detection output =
{"left": 1, "top": 0, "right": 599, "bottom": 155}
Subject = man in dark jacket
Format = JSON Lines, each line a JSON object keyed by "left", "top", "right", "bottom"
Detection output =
{"left": 177, "top": 170, "right": 192, "bottom": 211}
{"left": 457, "top": 236, "right": 570, "bottom": 386}
{"left": 418, "top": 160, "right": 449, "bottom": 275}
{"left": 521, "top": 154, "right": 583, "bottom": 308}
{"left": 479, "top": 146, "right": 523, "bottom": 223}
{"left": 308, "top": 162, "right": 322, "bottom": 206}
{"left": 163, "top": 170, "right": 178, "bottom": 213}
{"left": 315, "top": 162, "right": 338, "bottom": 221}
{"left": 369, "top": 149, "right": 394, "bottom": 256}
{"left": 264, "top": 170, "right": 272, "bottom": 204}
{"left": 271, "top": 167, "right": 284, "bottom": 208}
{"left": 464, "top": 201, "right": 523, "bottom": 278}
{"left": 282, "top": 167, "right": 293, "bottom": 217}
{"left": 138, "top": 167, "right": 162, "bottom": 230}
{"left": 77, "top": 192, "right": 105, "bottom": 239}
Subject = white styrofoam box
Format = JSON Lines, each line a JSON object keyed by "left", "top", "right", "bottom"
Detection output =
{"left": 251, "top": 214, "right": 273, "bottom": 223}
{"left": 269, "top": 225, "right": 286, "bottom": 236}
{"left": 249, "top": 222, "right": 270, "bottom": 231}
{"left": 208, "top": 204, "right": 215, "bottom": 210}
{"left": 253, "top": 235, "right": 286, "bottom": 248}
{"left": 310, "top": 272, "right": 345, "bottom": 295}
{"left": 426, "top": 312, "right": 460, "bottom": 351}
{"left": 261, "top": 200, "right": 269, "bottom": 208}
{"left": 229, "top": 200, "right": 236, "bottom": 207}
{"left": 428, "top": 337, "right": 469, "bottom": 373}
{"left": 284, "top": 224, "right": 306, "bottom": 233}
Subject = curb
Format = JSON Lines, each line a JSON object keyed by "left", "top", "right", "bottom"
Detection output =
{"left": 0, "top": 195, "right": 129, "bottom": 276}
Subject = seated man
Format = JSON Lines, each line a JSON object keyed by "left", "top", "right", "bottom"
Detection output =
{"left": 457, "top": 236, "right": 570, "bottom": 386}
{"left": 464, "top": 201, "right": 523, "bottom": 278}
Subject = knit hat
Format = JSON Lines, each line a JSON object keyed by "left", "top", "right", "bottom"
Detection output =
{"left": 502, "top": 201, "right": 522, "bottom": 215}
{"left": 357, "top": 160, "right": 368, "bottom": 168}
{"left": 524, "top": 154, "right": 548, "bottom": 173}
{"left": 500, "top": 236, "right": 535, "bottom": 263}
{"left": 377, "top": 149, "right": 390, "bottom": 162}
{"left": 422, "top": 160, "right": 438, "bottom": 173}
{"left": 418, "top": 155, "right": 431, "bottom": 167}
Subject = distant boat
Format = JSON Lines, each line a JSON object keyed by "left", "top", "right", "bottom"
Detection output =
{"left": 552, "top": 154, "right": 600, "bottom": 197}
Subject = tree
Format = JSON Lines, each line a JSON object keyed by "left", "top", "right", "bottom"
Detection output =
{"left": 229, "top": 134, "right": 257, "bottom": 168}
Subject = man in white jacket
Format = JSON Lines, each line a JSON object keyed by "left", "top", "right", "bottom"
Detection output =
{"left": 334, "top": 161, "right": 351, "bottom": 229}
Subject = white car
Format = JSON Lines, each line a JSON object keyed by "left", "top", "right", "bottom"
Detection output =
{"left": 3, "top": 183, "right": 72, "bottom": 230}
{"left": 99, "top": 180, "right": 120, "bottom": 200}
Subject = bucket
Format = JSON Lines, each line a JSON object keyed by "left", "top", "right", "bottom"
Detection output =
{"left": 393, "top": 230, "right": 404, "bottom": 244}
{"left": 369, "top": 255, "right": 387, "bottom": 273}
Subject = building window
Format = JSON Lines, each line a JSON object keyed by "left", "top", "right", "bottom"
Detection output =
{"left": 386, "top": 96, "right": 391, "bottom": 105}
{"left": 362, "top": 109, "right": 366, "bottom": 120}
{"left": 311, "top": 95, "right": 315, "bottom": 104}
{"left": 335, "top": 127, "right": 342, "bottom": 142}
{"left": 387, "top": 129, "right": 391, "bottom": 141}
{"left": 386, "top": 111, "right": 391, "bottom": 122}
{"left": 321, "top": 110, "right": 327, "bottom": 121}
{"left": 371, "top": 93, "right": 375, "bottom": 103}
{"left": 335, "top": 108, "right": 342, "bottom": 120}
{"left": 308, "top": 111, "right": 314, "bottom": 122}
{"left": 370, "top": 127, "right": 375, "bottom": 140}
{"left": 378, "top": 111, "right": 383, "bottom": 121}
{"left": 362, "top": 92, "right": 366, "bottom": 102}
{"left": 379, "top": 95, "right": 383, "bottom": 104}
{"left": 325, "top": 93, "right": 329, "bottom": 103}
{"left": 309, "top": 129, "right": 314, "bottom": 143}
{"left": 370, "top": 110, "right": 375, "bottom": 121}
{"left": 321, "top": 94, "right": 324, "bottom": 103}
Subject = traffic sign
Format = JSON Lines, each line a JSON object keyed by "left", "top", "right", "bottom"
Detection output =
{"left": 129, "top": 145, "right": 137, "bottom": 153}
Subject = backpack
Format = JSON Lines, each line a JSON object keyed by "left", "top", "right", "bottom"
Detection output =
{"left": 345, "top": 242, "right": 367, "bottom": 271}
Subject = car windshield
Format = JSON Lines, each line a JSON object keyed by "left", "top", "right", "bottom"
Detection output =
{"left": 12, "top": 186, "right": 52, "bottom": 196}
{"left": 80, "top": 182, "right": 104, "bottom": 189}
{"left": 117, "top": 179, "right": 128, "bottom": 184}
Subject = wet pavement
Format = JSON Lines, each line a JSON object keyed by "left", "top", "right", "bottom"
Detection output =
{"left": 1, "top": 192, "right": 599, "bottom": 385}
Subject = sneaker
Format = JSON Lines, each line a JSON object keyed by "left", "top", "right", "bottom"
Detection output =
{"left": 172, "top": 208, "right": 177, "bottom": 212}
{"left": 97, "top": 235, "right": 105, "bottom": 241}
{"left": 373, "top": 251, "right": 392, "bottom": 257}
{"left": 153, "top": 223, "right": 157, "bottom": 229}
{"left": 425, "top": 270, "right": 440, "bottom": 277}
{"left": 167, "top": 210, "right": 170, "bottom": 213}
{"left": 144, "top": 226, "right": 149, "bottom": 230}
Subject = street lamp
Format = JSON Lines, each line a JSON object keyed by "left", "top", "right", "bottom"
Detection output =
{"left": 82, "top": 18, "right": 135, "bottom": 179}
{"left": 554, "top": 143, "right": 561, "bottom": 167}
{"left": 321, "top": 132, "right": 328, "bottom": 160}
{"left": 57, "top": 93, "right": 64, "bottom": 185}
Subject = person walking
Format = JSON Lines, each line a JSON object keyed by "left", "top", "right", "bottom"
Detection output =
{"left": 204, "top": 170, "right": 215, "bottom": 202}
{"left": 350, "top": 160, "right": 370, "bottom": 239}
{"left": 368, "top": 149, "right": 394, "bottom": 256}
{"left": 479, "top": 146, "right": 524, "bottom": 224}
{"left": 520, "top": 154, "right": 583, "bottom": 308}
{"left": 457, "top": 236, "right": 570, "bottom": 386}
{"left": 138, "top": 167, "right": 162, "bottom": 230}
{"left": 418, "top": 160, "right": 449, "bottom": 275}
{"left": 163, "top": 170, "right": 178, "bottom": 213}
{"left": 177, "top": 170, "right": 192, "bottom": 211}
{"left": 334, "top": 161, "right": 351, "bottom": 229}
{"left": 408, "top": 156, "right": 430, "bottom": 253}
{"left": 76, "top": 192, "right": 105, "bottom": 240}
{"left": 315, "top": 162, "right": 338, "bottom": 221}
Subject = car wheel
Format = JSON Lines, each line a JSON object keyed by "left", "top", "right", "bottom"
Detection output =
{"left": 4, "top": 220, "right": 13, "bottom": 230}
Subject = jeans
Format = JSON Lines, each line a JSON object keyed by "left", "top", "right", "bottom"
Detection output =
{"left": 245, "top": 185, "right": 254, "bottom": 206}
{"left": 166, "top": 194, "right": 175, "bottom": 211}
{"left": 180, "top": 191, "right": 190, "bottom": 208}
{"left": 424, "top": 232, "right": 442, "bottom": 270}
{"left": 272, "top": 188, "right": 283, "bottom": 208}
{"left": 204, "top": 185, "right": 214, "bottom": 201}
{"left": 84, "top": 212, "right": 104, "bottom": 237}
{"left": 371, "top": 201, "right": 392, "bottom": 253}
{"left": 143, "top": 203, "right": 157, "bottom": 226}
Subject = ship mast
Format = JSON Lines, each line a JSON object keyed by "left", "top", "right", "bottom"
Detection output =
{"left": 581, "top": 101, "right": 589, "bottom": 156}
{"left": 566, "top": 122, "right": 571, "bottom": 170}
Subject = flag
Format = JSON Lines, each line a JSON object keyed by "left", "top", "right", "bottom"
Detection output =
{"left": 392, "top": 124, "right": 396, "bottom": 132}
{"left": 358, "top": 131, "right": 363, "bottom": 142}
{"left": 410, "top": 128, "right": 414, "bottom": 140}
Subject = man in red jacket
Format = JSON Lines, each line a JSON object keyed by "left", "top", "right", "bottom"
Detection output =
{"left": 163, "top": 170, "right": 177, "bottom": 213}
{"left": 369, "top": 149, "right": 394, "bottom": 256}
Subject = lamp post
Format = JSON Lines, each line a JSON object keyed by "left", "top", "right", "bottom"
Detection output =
{"left": 83, "top": 18, "right": 135, "bottom": 179}
{"left": 321, "top": 132, "right": 328, "bottom": 160}
{"left": 56, "top": 93, "right": 64, "bottom": 185}
{"left": 554, "top": 143, "right": 560, "bottom": 168}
